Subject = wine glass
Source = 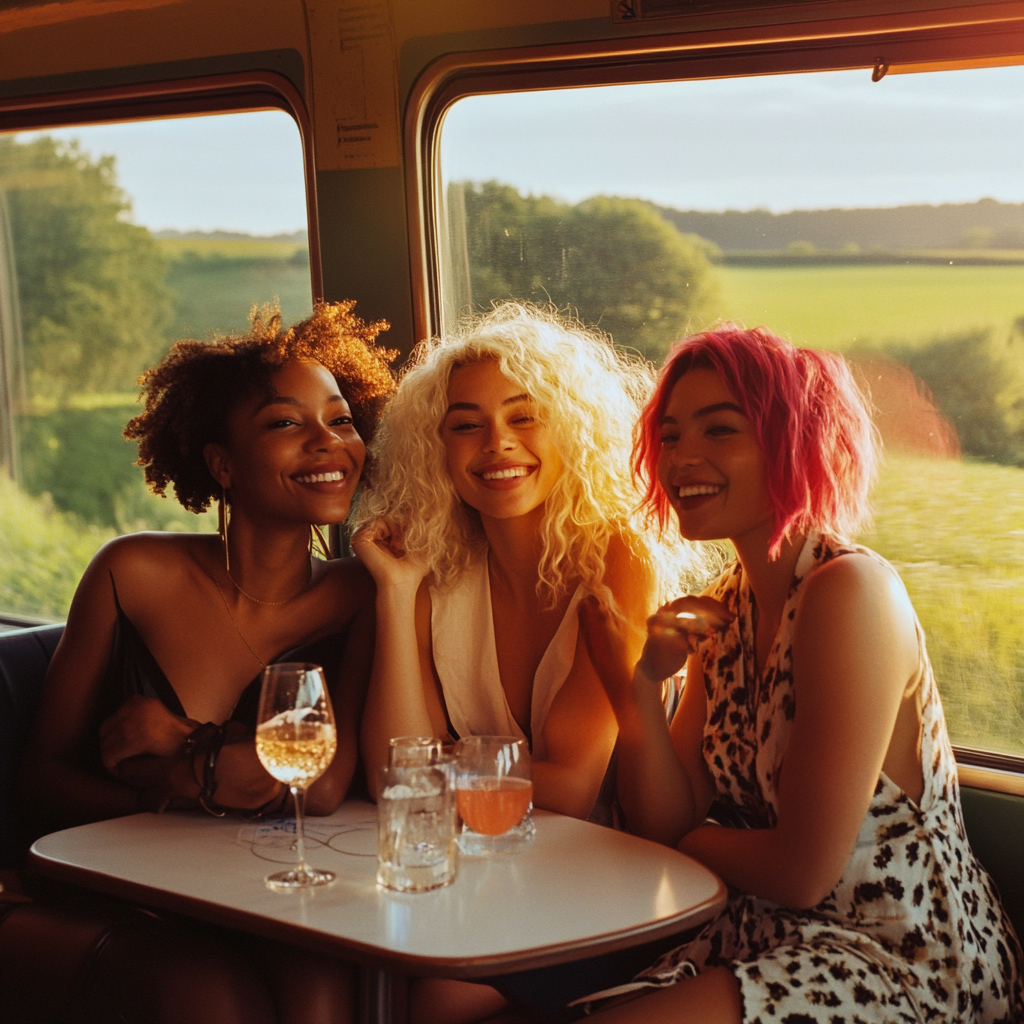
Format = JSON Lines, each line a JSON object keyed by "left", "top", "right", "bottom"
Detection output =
{"left": 255, "top": 662, "right": 338, "bottom": 890}
{"left": 454, "top": 736, "right": 534, "bottom": 855}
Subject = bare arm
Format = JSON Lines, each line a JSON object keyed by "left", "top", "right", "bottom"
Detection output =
{"left": 104, "top": 566, "right": 378, "bottom": 816}
{"left": 19, "top": 536, "right": 374, "bottom": 827}
{"left": 677, "top": 555, "right": 920, "bottom": 907}
{"left": 355, "top": 521, "right": 447, "bottom": 799}
{"left": 19, "top": 538, "right": 161, "bottom": 829}
{"left": 533, "top": 537, "right": 651, "bottom": 819}
{"left": 580, "top": 594, "right": 729, "bottom": 844}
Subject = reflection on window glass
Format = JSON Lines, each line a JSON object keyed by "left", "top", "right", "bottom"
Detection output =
{"left": 0, "top": 110, "right": 312, "bottom": 625}
{"left": 438, "top": 66, "right": 1024, "bottom": 757}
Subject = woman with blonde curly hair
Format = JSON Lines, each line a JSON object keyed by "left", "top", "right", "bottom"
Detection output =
{"left": 19, "top": 301, "right": 395, "bottom": 1024}
{"left": 356, "top": 303, "right": 701, "bottom": 821}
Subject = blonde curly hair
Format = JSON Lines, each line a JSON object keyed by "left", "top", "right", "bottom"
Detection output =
{"left": 357, "top": 303, "right": 708, "bottom": 608}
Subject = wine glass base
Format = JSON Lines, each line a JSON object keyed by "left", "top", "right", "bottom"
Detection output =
{"left": 265, "top": 867, "right": 337, "bottom": 890}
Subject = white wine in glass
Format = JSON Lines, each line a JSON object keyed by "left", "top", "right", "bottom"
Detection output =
{"left": 256, "top": 662, "right": 338, "bottom": 889}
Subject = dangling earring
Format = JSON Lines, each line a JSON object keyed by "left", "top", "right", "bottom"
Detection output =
{"left": 219, "top": 486, "right": 231, "bottom": 573}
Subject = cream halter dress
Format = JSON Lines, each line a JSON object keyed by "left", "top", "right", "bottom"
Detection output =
{"left": 429, "top": 558, "right": 587, "bottom": 759}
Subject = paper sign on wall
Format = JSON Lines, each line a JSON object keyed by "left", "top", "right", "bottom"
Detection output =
{"left": 306, "top": 0, "right": 401, "bottom": 170}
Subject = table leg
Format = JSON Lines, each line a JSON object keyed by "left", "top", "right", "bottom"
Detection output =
{"left": 358, "top": 966, "right": 407, "bottom": 1024}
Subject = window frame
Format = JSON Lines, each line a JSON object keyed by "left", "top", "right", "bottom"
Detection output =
{"left": 0, "top": 70, "right": 322, "bottom": 299}
{"left": 403, "top": 4, "right": 1024, "bottom": 782}
{"left": 0, "top": 70, "right": 323, "bottom": 629}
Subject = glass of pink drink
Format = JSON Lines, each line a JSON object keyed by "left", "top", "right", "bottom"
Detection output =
{"left": 454, "top": 736, "right": 534, "bottom": 855}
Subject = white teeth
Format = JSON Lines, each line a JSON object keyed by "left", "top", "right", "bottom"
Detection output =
{"left": 678, "top": 484, "right": 722, "bottom": 497}
{"left": 481, "top": 467, "right": 530, "bottom": 481}
{"left": 297, "top": 470, "right": 344, "bottom": 484}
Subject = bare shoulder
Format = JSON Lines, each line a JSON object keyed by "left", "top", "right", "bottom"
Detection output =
{"left": 602, "top": 531, "right": 656, "bottom": 615}
{"left": 800, "top": 550, "right": 913, "bottom": 619}
{"left": 794, "top": 551, "right": 918, "bottom": 677}
{"left": 92, "top": 530, "right": 205, "bottom": 572}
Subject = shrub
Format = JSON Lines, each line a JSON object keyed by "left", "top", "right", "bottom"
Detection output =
{"left": 888, "top": 328, "right": 1024, "bottom": 466}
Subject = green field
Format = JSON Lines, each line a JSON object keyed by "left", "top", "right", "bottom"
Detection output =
{"left": 860, "top": 454, "right": 1024, "bottom": 757}
{"left": 158, "top": 237, "right": 314, "bottom": 342}
{"left": 717, "top": 264, "right": 1024, "bottom": 351}
{"left": 155, "top": 237, "right": 307, "bottom": 261}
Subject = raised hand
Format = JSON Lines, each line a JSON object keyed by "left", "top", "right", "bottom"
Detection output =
{"left": 99, "top": 695, "right": 198, "bottom": 775}
{"left": 638, "top": 596, "right": 733, "bottom": 683}
{"left": 351, "top": 518, "right": 428, "bottom": 594}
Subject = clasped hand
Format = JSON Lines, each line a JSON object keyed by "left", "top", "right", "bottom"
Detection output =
{"left": 99, "top": 695, "right": 198, "bottom": 776}
{"left": 351, "top": 518, "right": 428, "bottom": 591}
{"left": 639, "top": 596, "right": 733, "bottom": 680}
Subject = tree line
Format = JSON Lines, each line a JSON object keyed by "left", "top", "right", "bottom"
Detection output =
{"left": 452, "top": 180, "right": 720, "bottom": 360}
{"left": 655, "top": 198, "right": 1024, "bottom": 253}
{"left": 0, "top": 134, "right": 172, "bottom": 402}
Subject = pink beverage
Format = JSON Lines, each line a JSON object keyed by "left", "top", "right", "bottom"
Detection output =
{"left": 456, "top": 777, "right": 533, "bottom": 835}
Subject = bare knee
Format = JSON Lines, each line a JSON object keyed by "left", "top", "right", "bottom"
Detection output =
{"left": 255, "top": 940, "right": 357, "bottom": 1024}
{"left": 91, "top": 918, "right": 277, "bottom": 1024}
{"left": 590, "top": 966, "right": 742, "bottom": 1024}
{"left": 409, "top": 977, "right": 509, "bottom": 1024}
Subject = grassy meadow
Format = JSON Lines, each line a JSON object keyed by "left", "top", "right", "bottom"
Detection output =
{"left": 860, "top": 455, "right": 1024, "bottom": 756}
{"left": 158, "top": 236, "right": 314, "bottom": 342}
{"left": 717, "top": 263, "right": 1024, "bottom": 351}
{"left": 0, "top": 474, "right": 215, "bottom": 622}
{"left": 156, "top": 238, "right": 306, "bottom": 261}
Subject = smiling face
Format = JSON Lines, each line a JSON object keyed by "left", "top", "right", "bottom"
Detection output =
{"left": 442, "top": 359, "right": 563, "bottom": 523}
{"left": 208, "top": 358, "right": 365, "bottom": 525}
{"left": 657, "top": 367, "right": 772, "bottom": 548}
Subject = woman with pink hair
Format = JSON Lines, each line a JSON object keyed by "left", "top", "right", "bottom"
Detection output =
{"left": 570, "top": 325, "right": 1023, "bottom": 1024}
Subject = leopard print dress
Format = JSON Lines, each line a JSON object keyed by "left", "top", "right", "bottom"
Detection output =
{"left": 604, "top": 533, "right": 1024, "bottom": 1023}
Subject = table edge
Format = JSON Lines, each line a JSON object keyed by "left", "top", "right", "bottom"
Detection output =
{"left": 29, "top": 846, "right": 728, "bottom": 978}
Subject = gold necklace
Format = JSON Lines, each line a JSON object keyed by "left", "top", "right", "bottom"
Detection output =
{"left": 212, "top": 578, "right": 267, "bottom": 669}
{"left": 227, "top": 564, "right": 311, "bottom": 606}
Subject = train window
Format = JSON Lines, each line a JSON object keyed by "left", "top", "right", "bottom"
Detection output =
{"left": 436, "top": 64, "right": 1024, "bottom": 760}
{"left": 0, "top": 109, "right": 312, "bottom": 628}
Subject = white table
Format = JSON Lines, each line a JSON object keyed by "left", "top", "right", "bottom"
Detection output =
{"left": 31, "top": 803, "right": 726, "bottom": 1018}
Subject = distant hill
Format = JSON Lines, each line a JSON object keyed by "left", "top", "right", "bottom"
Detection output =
{"left": 655, "top": 199, "right": 1024, "bottom": 252}
{"left": 154, "top": 229, "right": 308, "bottom": 243}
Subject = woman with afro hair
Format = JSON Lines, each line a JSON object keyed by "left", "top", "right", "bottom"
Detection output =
{"left": 22, "top": 300, "right": 395, "bottom": 831}
{"left": 17, "top": 302, "right": 395, "bottom": 1024}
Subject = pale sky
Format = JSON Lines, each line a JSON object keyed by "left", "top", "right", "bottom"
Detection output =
{"left": 13, "top": 63, "right": 1024, "bottom": 234}
{"left": 441, "top": 64, "right": 1024, "bottom": 212}
{"left": 25, "top": 110, "right": 308, "bottom": 235}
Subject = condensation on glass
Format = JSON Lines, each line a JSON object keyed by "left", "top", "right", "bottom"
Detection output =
{"left": 0, "top": 110, "right": 312, "bottom": 626}
{"left": 435, "top": 65, "right": 1024, "bottom": 758}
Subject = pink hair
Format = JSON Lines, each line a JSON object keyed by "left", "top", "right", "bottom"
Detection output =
{"left": 634, "top": 325, "right": 878, "bottom": 559}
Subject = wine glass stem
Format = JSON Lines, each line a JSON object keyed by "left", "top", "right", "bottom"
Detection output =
{"left": 291, "top": 785, "right": 309, "bottom": 875}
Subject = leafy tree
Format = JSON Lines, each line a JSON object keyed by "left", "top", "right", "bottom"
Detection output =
{"left": 892, "top": 329, "right": 1024, "bottom": 466}
{"left": 0, "top": 135, "right": 172, "bottom": 400}
{"left": 456, "top": 181, "right": 719, "bottom": 358}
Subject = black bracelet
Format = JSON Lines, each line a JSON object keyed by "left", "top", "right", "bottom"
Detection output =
{"left": 184, "top": 722, "right": 227, "bottom": 817}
